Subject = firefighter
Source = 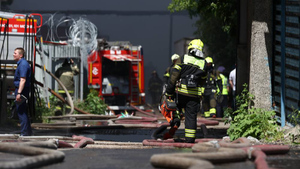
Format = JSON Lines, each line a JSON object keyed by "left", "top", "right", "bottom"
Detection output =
{"left": 216, "top": 66, "right": 229, "bottom": 117}
{"left": 148, "top": 70, "right": 163, "bottom": 108}
{"left": 162, "top": 53, "right": 180, "bottom": 94}
{"left": 164, "top": 39, "right": 207, "bottom": 143}
{"left": 202, "top": 57, "right": 222, "bottom": 118}
{"left": 54, "top": 58, "right": 79, "bottom": 115}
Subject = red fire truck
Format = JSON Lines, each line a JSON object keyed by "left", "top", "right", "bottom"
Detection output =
{"left": 0, "top": 12, "right": 42, "bottom": 118}
{"left": 88, "top": 40, "right": 145, "bottom": 112}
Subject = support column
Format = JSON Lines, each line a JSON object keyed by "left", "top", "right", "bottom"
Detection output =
{"left": 248, "top": 0, "right": 273, "bottom": 110}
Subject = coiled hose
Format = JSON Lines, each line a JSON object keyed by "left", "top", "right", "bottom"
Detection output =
{"left": 0, "top": 142, "right": 65, "bottom": 168}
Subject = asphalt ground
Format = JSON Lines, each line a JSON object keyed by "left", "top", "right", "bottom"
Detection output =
{"left": 39, "top": 148, "right": 257, "bottom": 169}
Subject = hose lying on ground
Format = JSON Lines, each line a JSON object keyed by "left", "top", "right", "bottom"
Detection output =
{"left": 2, "top": 139, "right": 58, "bottom": 149}
{"left": 151, "top": 155, "right": 214, "bottom": 169}
{"left": 150, "top": 137, "right": 290, "bottom": 169}
{"left": 72, "top": 135, "right": 95, "bottom": 148}
{"left": 15, "top": 135, "right": 95, "bottom": 148}
{"left": 130, "top": 103, "right": 157, "bottom": 117}
{"left": 152, "top": 148, "right": 248, "bottom": 164}
{"left": 0, "top": 142, "right": 65, "bottom": 169}
{"left": 218, "top": 137, "right": 252, "bottom": 148}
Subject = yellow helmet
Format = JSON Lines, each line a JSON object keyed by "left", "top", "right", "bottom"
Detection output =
{"left": 205, "top": 56, "right": 213, "bottom": 63}
{"left": 188, "top": 39, "right": 204, "bottom": 51}
{"left": 171, "top": 54, "right": 180, "bottom": 61}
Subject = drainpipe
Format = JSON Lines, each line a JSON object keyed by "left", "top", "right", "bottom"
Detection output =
{"left": 280, "top": 0, "right": 286, "bottom": 127}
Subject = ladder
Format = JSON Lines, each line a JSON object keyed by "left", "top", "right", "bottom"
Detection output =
{"left": 130, "top": 46, "right": 140, "bottom": 104}
{"left": 38, "top": 37, "right": 50, "bottom": 108}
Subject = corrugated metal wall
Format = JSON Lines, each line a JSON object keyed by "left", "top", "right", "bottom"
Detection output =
{"left": 35, "top": 43, "right": 81, "bottom": 100}
{"left": 273, "top": 0, "right": 300, "bottom": 123}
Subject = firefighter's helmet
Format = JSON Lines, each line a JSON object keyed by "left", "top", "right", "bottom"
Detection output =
{"left": 188, "top": 39, "right": 204, "bottom": 51}
{"left": 205, "top": 57, "right": 213, "bottom": 63}
{"left": 171, "top": 54, "right": 180, "bottom": 61}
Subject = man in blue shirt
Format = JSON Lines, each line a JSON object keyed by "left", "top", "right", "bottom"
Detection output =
{"left": 13, "top": 47, "right": 32, "bottom": 136}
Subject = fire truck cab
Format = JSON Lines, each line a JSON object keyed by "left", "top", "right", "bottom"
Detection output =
{"left": 88, "top": 40, "right": 145, "bottom": 112}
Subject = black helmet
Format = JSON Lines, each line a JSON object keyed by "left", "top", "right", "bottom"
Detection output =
{"left": 63, "top": 58, "right": 71, "bottom": 66}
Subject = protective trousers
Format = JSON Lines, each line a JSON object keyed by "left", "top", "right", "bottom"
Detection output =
{"left": 203, "top": 93, "right": 217, "bottom": 118}
{"left": 15, "top": 87, "right": 32, "bottom": 136}
{"left": 55, "top": 91, "right": 74, "bottom": 115}
{"left": 177, "top": 94, "right": 200, "bottom": 143}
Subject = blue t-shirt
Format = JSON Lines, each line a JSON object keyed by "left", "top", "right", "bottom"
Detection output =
{"left": 14, "top": 58, "right": 31, "bottom": 88}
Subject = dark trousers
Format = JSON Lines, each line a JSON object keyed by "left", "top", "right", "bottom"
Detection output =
{"left": 232, "top": 91, "right": 236, "bottom": 111}
{"left": 177, "top": 94, "right": 200, "bottom": 143}
{"left": 150, "top": 91, "right": 161, "bottom": 107}
{"left": 216, "top": 95, "right": 228, "bottom": 118}
{"left": 15, "top": 87, "right": 32, "bottom": 136}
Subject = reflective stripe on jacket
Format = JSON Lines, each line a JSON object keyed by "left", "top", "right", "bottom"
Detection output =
{"left": 217, "top": 74, "right": 228, "bottom": 95}
{"left": 166, "top": 54, "right": 207, "bottom": 97}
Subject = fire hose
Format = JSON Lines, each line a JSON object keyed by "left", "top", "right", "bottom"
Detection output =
{"left": 3, "top": 135, "right": 95, "bottom": 149}
{"left": 35, "top": 63, "right": 74, "bottom": 115}
{"left": 150, "top": 137, "right": 290, "bottom": 169}
{"left": 0, "top": 142, "right": 65, "bottom": 169}
{"left": 130, "top": 103, "right": 157, "bottom": 117}
{"left": 2, "top": 139, "right": 58, "bottom": 149}
{"left": 35, "top": 80, "right": 91, "bottom": 115}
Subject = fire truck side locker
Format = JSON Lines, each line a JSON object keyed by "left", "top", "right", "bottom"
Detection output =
{"left": 0, "top": 12, "right": 40, "bottom": 123}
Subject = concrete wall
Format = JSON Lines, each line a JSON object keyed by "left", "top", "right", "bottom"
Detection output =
{"left": 238, "top": 0, "right": 273, "bottom": 110}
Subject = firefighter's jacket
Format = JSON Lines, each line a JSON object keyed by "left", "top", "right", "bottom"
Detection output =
{"left": 217, "top": 73, "right": 228, "bottom": 95}
{"left": 55, "top": 63, "right": 79, "bottom": 92}
{"left": 165, "top": 54, "right": 207, "bottom": 97}
{"left": 163, "top": 63, "right": 175, "bottom": 84}
{"left": 203, "top": 69, "right": 222, "bottom": 96}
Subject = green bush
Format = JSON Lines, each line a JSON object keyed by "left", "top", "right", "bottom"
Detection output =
{"left": 226, "top": 84, "right": 284, "bottom": 141}
{"left": 35, "top": 89, "right": 108, "bottom": 123}
{"left": 75, "top": 89, "right": 107, "bottom": 115}
{"left": 289, "top": 109, "right": 300, "bottom": 126}
{"left": 35, "top": 95, "right": 57, "bottom": 123}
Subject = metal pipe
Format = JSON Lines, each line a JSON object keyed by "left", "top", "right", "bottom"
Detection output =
{"left": 280, "top": 0, "right": 286, "bottom": 127}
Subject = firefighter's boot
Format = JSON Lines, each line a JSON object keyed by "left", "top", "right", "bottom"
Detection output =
{"left": 204, "top": 111, "right": 211, "bottom": 118}
{"left": 204, "top": 108, "right": 216, "bottom": 118}
{"left": 209, "top": 108, "right": 216, "bottom": 118}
